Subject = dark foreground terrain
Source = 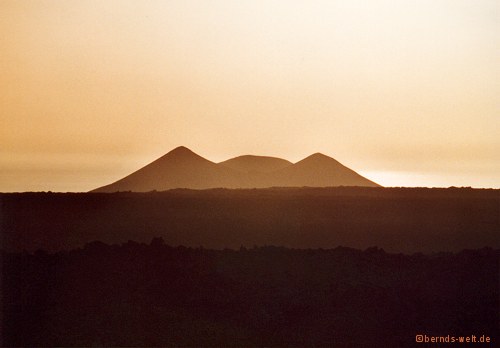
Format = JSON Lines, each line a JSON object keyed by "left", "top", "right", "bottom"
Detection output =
{"left": 2, "top": 241, "right": 498, "bottom": 347}
{"left": 2, "top": 187, "right": 498, "bottom": 346}
{"left": 2, "top": 187, "right": 499, "bottom": 253}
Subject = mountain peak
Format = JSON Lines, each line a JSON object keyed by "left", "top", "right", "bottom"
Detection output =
{"left": 161, "top": 146, "right": 204, "bottom": 161}
{"left": 168, "top": 146, "right": 194, "bottom": 155}
{"left": 220, "top": 155, "right": 292, "bottom": 173}
{"left": 309, "top": 152, "right": 328, "bottom": 158}
{"left": 299, "top": 152, "right": 337, "bottom": 163}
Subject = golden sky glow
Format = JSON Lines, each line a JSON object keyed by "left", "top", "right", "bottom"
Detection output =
{"left": 1, "top": 0, "right": 499, "bottom": 191}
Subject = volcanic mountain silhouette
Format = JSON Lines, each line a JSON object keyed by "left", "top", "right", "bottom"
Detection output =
{"left": 92, "top": 146, "right": 380, "bottom": 192}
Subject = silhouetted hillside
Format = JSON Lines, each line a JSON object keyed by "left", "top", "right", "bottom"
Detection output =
{"left": 2, "top": 242, "right": 498, "bottom": 347}
{"left": 2, "top": 187, "right": 498, "bottom": 253}
{"left": 92, "top": 146, "right": 245, "bottom": 192}
{"left": 92, "top": 146, "right": 379, "bottom": 192}
{"left": 274, "top": 152, "right": 380, "bottom": 187}
{"left": 219, "top": 155, "right": 292, "bottom": 173}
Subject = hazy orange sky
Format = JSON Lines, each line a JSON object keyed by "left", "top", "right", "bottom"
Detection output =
{"left": 1, "top": 0, "right": 499, "bottom": 191}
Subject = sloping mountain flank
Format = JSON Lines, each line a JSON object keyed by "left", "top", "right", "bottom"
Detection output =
{"left": 92, "top": 146, "right": 380, "bottom": 192}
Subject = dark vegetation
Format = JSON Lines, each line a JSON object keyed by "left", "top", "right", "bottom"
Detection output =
{"left": 2, "top": 187, "right": 498, "bottom": 346}
{"left": 2, "top": 241, "right": 498, "bottom": 347}
{"left": 2, "top": 187, "right": 499, "bottom": 253}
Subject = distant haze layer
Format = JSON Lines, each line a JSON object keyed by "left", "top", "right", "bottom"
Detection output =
{"left": 1, "top": 1, "right": 499, "bottom": 191}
